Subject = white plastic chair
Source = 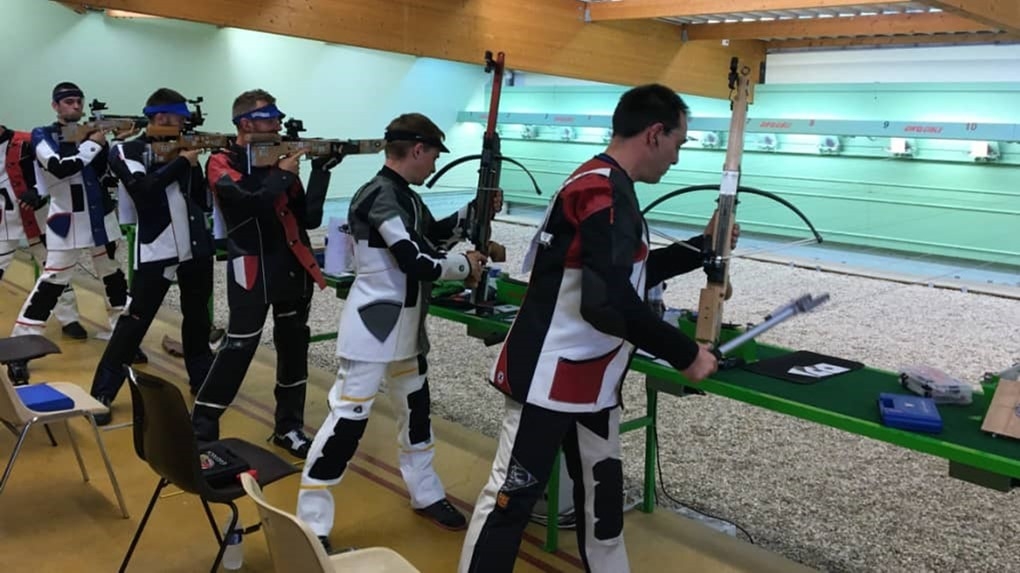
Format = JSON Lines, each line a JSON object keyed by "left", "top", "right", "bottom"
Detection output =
{"left": 0, "top": 366, "right": 128, "bottom": 517}
{"left": 239, "top": 472, "right": 420, "bottom": 572}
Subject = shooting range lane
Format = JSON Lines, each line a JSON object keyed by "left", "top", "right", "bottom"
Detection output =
{"left": 159, "top": 218, "right": 1020, "bottom": 573}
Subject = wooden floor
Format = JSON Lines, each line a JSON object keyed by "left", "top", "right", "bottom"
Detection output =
{"left": 0, "top": 256, "right": 813, "bottom": 573}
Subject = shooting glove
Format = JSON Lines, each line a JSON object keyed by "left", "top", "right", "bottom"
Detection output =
{"left": 311, "top": 153, "right": 343, "bottom": 172}
{"left": 18, "top": 188, "right": 48, "bottom": 210}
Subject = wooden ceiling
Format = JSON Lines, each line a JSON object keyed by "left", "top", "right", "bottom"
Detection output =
{"left": 583, "top": 1, "right": 1020, "bottom": 51}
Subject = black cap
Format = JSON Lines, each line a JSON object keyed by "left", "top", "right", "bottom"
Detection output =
{"left": 384, "top": 129, "right": 450, "bottom": 153}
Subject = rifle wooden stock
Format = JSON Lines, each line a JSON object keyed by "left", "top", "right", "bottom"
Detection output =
{"left": 149, "top": 132, "right": 234, "bottom": 163}
{"left": 245, "top": 134, "right": 385, "bottom": 167}
{"left": 60, "top": 118, "right": 146, "bottom": 143}
{"left": 695, "top": 59, "right": 752, "bottom": 344}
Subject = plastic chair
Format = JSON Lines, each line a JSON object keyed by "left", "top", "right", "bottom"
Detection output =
{"left": 0, "top": 336, "right": 127, "bottom": 517}
{"left": 239, "top": 472, "right": 421, "bottom": 572}
{"left": 119, "top": 367, "right": 298, "bottom": 572}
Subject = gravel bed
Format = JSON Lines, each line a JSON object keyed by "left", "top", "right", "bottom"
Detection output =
{"left": 160, "top": 220, "right": 1020, "bottom": 573}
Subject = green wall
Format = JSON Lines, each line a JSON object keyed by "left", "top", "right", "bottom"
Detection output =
{"left": 3, "top": 0, "right": 1017, "bottom": 266}
{"left": 471, "top": 85, "right": 1020, "bottom": 267}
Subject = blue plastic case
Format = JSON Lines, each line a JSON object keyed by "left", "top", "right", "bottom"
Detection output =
{"left": 877, "top": 393, "right": 943, "bottom": 434}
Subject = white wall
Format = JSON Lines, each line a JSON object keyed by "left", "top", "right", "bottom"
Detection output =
{"left": 765, "top": 44, "right": 1020, "bottom": 84}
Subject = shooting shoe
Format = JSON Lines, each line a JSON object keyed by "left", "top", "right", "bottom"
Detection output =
{"left": 61, "top": 321, "right": 88, "bottom": 340}
{"left": 415, "top": 498, "right": 467, "bottom": 531}
{"left": 93, "top": 395, "right": 114, "bottom": 426}
{"left": 271, "top": 429, "right": 312, "bottom": 459}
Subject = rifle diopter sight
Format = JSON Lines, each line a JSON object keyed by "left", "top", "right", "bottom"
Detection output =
{"left": 283, "top": 118, "right": 306, "bottom": 140}
{"left": 185, "top": 96, "right": 206, "bottom": 131}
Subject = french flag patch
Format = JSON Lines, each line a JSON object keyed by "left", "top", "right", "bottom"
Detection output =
{"left": 232, "top": 255, "right": 258, "bottom": 291}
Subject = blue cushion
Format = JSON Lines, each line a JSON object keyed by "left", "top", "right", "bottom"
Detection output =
{"left": 16, "top": 383, "right": 74, "bottom": 412}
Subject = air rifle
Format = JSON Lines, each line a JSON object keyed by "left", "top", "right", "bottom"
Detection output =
{"left": 696, "top": 58, "right": 751, "bottom": 344}
{"left": 464, "top": 50, "right": 507, "bottom": 308}
{"left": 60, "top": 98, "right": 149, "bottom": 143}
{"left": 245, "top": 118, "right": 384, "bottom": 167}
{"left": 144, "top": 97, "right": 234, "bottom": 162}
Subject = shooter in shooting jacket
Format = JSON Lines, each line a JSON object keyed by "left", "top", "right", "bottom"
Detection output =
{"left": 12, "top": 82, "right": 129, "bottom": 344}
{"left": 297, "top": 113, "right": 498, "bottom": 549}
{"left": 460, "top": 85, "right": 737, "bottom": 573}
{"left": 191, "top": 89, "right": 339, "bottom": 458}
{"left": 89, "top": 88, "right": 215, "bottom": 426}
{"left": 0, "top": 123, "right": 84, "bottom": 362}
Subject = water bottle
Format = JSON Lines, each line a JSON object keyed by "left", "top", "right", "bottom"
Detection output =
{"left": 222, "top": 525, "right": 243, "bottom": 570}
{"left": 647, "top": 282, "right": 665, "bottom": 319}
{"left": 485, "top": 265, "right": 502, "bottom": 302}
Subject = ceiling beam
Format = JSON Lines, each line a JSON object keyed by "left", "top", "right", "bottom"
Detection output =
{"left": 587, "top": 0, "right": 896, "bottom": 22}
{"left": 920, "top": 0, "right": 1020, "bottom": 35}
{"left": 683, "top": 12, "right": 994, "bottom": 40}
{"left": 75, "top": 0, "right": 765, "bottom": 101}
{"left": 768, "top": 31, "right": 1020, "bottom": 49}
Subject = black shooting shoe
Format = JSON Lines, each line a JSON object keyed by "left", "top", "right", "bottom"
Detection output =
{"left": 415, "top": 498, "right": 467, "bottom": 531}
{"left": 132, "top": 348, "right": 149, "bottom": 364}
{"left": 94, "top": 395, "right": 114, "bottom": 426}
{"left": 61, "top": 321, "right": 87, "bottom": 340}
{"left": 271, "top": 429, "right": 312, "bottom": 459}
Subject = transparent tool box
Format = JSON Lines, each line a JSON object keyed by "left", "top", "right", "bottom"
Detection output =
{"left": 899, "top": 364, "right": 983, "bottom": 405}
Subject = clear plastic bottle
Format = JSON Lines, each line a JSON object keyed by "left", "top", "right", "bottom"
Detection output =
{"left": 221, "top": 526, "right": 243, "bottom": 570}
{"left": 647, "top": 282, "right": 665, "bottom": 319}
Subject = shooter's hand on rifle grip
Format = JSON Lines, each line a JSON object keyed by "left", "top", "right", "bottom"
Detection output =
{"left": 278, "top": 149, "right": 307, "bottom": 174}
{"left": 179, "top": 149, "right": 201, "bottom": 166}
{"left": 462, "top": 251, "right": 488, "bottom": 288}
{"left": 88, "top": 129, "right": 109, "bottom": 145}
{"left": 680, "top": 343, "right": 719, "bottom": 383}
{"left": 487, "top": 241, "right": 507, "bottom": 263}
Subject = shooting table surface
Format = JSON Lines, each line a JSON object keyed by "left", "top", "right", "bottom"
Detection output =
{"left": 320, "top": 272, "right": 1020, "bottom": 551}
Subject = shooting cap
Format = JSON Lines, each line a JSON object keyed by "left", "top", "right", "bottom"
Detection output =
{"left": 384, "top": 129, "right": 450, "bottom": 153}
{"left": 233, "top": 103, "right": 285, "bottom": 125}
{"left": 52, "top": 82, "right": 84, "bottom": 103}
{"left": 143, "top": 102, "right": 192, "bottom": 118}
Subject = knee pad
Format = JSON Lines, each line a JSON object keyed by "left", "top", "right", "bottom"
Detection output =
{"left": 406, "top": 381, "right": 432, "bottom": 445}
{"left": 306, "top": 418, "right": 368, "bottom": 481}
{"left": 103, "top": 269, "right": 128, "bottom": 308}
{"left": 591, "top": 458, "right": 624, "bottom": 540}
{"left": 24, "top": 281, "right": 67, "bottom": 321}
